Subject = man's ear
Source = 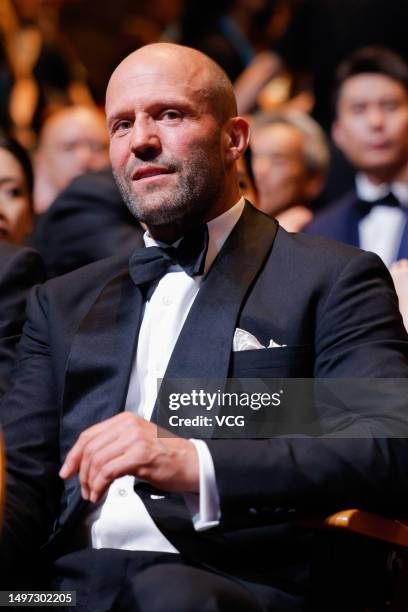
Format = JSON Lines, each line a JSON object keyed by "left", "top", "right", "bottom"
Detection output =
{"left": 223, "top": 116, "right": 251, "bottom": 165}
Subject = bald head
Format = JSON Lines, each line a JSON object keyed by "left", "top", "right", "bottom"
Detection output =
{"left": 34, "top": 105, "right": 109, "bottom": 212}
{"left": 107, "top": 43, "right": 237, "bottom": 124}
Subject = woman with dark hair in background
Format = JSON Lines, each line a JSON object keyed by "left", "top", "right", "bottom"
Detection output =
{"left": 0, "top": 136, "right": 45, "bottom": 397}
{"left": 0, "top": 134, "right": 34, "bottom": 245}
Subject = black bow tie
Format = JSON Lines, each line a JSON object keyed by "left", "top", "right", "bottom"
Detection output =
{"left": 357, "top": 192, "right": 401, "bottom": 215}
{"left": 129, "top": 224, "right": 209, "bottom": 289}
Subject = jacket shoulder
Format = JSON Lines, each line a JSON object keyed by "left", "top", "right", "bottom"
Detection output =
{"left": 272, "top": 225, "right": 390, "bottom": 286}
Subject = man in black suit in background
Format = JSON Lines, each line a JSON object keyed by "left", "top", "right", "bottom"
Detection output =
{"left": 31, "top": 169, "right": 143, "bottom": 277}
{"left": 0, "top": 243, "right": 45, "bottom": 397}
{"left": 306, "top": 47, "right": 408, "bottom": 267}
{"left": 2, "top": 43, "right": 408, "bottom": 612}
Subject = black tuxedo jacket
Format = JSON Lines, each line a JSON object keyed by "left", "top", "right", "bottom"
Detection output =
{"left": 2, "top": 204, "right": 408, "bottom": 603}
{"left": 0, "top": 243, "right": 46, "bottom": 398}
{"left": 305, "top": 188, "right": 408, "bottom": 260}
{"left": 30, "top": 169, "right": 143, "bottom": 277}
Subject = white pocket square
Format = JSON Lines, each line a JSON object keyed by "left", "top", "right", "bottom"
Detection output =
{"left": 233, "top": 328, "right": 286, "bottom": 351}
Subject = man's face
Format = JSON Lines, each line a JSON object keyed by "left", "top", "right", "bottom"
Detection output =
{"left": 39, "top": 109, "right": 109, "bottom": 192}
{"left": 333, "top": 74, "right": 408, "bottom": 179}
{"left": 106, "top": 55, "right": 227, "bottom": 233}
{"left": 251, "top": 123, "right": 310, "bottom": 215}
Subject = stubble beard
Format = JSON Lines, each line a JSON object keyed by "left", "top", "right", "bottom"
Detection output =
{"left": 113, "top": 145, "right": 225, "bottom": 232}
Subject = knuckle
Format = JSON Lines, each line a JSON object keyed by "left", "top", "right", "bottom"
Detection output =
{"left": 137, "top": 466, "right": 149, "bottom": 479}
{"left": 100, "top": 463, "right": 113, "bottom": 481}
{"left": 86, "top": 440, "right": 99, "bottom": 456}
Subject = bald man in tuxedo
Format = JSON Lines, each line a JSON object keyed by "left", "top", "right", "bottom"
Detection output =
{"left": 1, "top": 43, "right": 408, "bottom": 612}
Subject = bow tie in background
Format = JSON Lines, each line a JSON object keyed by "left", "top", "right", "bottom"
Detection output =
{"left": 357, "top": 192, "right": 402, "bottom": 216}
{"left": 129, "top": 223, "right": 209, "bottom": 289}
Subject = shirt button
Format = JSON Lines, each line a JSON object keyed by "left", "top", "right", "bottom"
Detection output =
{"left": 118, "top": 488, "right": 127, "bottom": 497}
{"left": 162, "top": 295, "right": 173, "bottom": 306}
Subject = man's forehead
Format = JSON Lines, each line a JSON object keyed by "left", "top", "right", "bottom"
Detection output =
{"left": 106, "top": 67, "right": 211, "bottom": 116}
{"left": 43, "top": 109, "right": 106, "bottom": 140}
{"left": 109, "top": 49, "right": 206, "bottom": 89}
{"left": 253, "top": 123, "right": 303, "bottom": 146}
{"left": 340, "top": 74, "right": 408, "bottom": 100}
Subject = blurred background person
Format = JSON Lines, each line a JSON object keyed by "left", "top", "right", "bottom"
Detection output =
{"left": 233, "top": 0, "right": 408, "bottom": 204}
{"left": 31, "top": 169, "right": 143, "bottom": 278}
{"left": 0, "top": 131, "right": 41, "bottom": 396}
{"left": 306, "top": 47, "right": 408, "bottom": 267}
{"left": 250, "top": 110, "right": 329, "bottom": 231}
{"left": 33, "top": 105, "right": 109, "bottom": 214}
{"left": 0, "top": 134, "right": 33, "bottom": 245}
{"left": 0, "top": 242, "right": 45, "bottom": 397}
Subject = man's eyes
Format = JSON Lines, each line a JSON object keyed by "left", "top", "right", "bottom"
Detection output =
{"left": 158, "top": 110, "right": 183, "bottom": 121}
{"left": 111, "top": 110, "right": 184, "bottom": 134}
{"left": 382, "top": 101, "right": 399, "bottom": 111}
{"left": 113, "top": 120, "right": 132, "bottom": 133}
{"left": 349, "top": 101, "right": 401, "bottom": 114}
{"left": 350, "top": 104, "right": 366, "bottom": 114}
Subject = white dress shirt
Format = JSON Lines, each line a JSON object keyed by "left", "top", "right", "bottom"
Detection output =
{"left": 86, "top": 198, "right": 245, "bottom": 551}
{"left": 356, "top": 173, "right": 408, "bottom": 267}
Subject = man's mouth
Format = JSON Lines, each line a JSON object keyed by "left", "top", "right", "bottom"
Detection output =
{"left": 366, "top": 140, "right": 391, "bottom": 151}
{"left": 131, "top": 166, "right": 173, "bottom": 181}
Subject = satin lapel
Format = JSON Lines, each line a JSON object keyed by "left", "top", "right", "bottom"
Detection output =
{"left": 163, "top": 204, "right": 278, "bottom": 381}
{"left": 397, "top": 212, "right": 408, "bottom": 259}
{"left": 61, "top": 267, "right": 143, "bottom": 501}
{"left": 149, "top": 204, "right": 278, "bottom": 535}
{"left": 344, "top": 199, "right": 361, "bottom": 247}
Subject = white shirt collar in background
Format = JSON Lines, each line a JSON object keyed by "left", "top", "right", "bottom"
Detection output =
{"left": 356, "top": 173, "right": 408, "bottom": 207}
{"left": 355, "top": 174, "right": 407, "bottom": 267}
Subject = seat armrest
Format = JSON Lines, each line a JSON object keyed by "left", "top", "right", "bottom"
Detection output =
{"left": 311, "top": 509, "right": 408, "bottom": 548}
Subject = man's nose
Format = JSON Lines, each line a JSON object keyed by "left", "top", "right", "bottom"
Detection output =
{"left": 75, "top": 145, "right": 94, "bottom": 171}
{"left": 366, "top": 107, "right": 385, "bottom": 130}
{"left": 130, "top": 114, "right": 161, "bottom": 158}
{"left": 253, "top": 156, "right": 271, "bottom": 179}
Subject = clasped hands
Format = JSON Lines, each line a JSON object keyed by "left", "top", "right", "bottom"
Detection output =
{"left": 59, "top": 412, "right": 199, "bottom": 503}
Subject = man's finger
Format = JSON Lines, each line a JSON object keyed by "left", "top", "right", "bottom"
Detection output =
{"left": 59, "top": 425, "right": 103, "bottom": 478}
{"left": 88, "top": 451, "right": 137, "bottom": 503}
{"left": 78, "top": 428, "right": 126, "bottom": 493}
{"left": 59, "top": 416, "right": 125, "bottom": 478}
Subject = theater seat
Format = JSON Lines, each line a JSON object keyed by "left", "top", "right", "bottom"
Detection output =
{"left": 306, "top": 509, "right": 408, "bottom": 612}
{"left": 321, "top": 509, "right": 408, "bottom": 548}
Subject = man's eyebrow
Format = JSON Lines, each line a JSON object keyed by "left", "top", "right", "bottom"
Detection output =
{"left": 0, "top": 178, "right": 19, "bottom": 187}
{"left": 107, "top": 109, "right": 133, "bottom": 128}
